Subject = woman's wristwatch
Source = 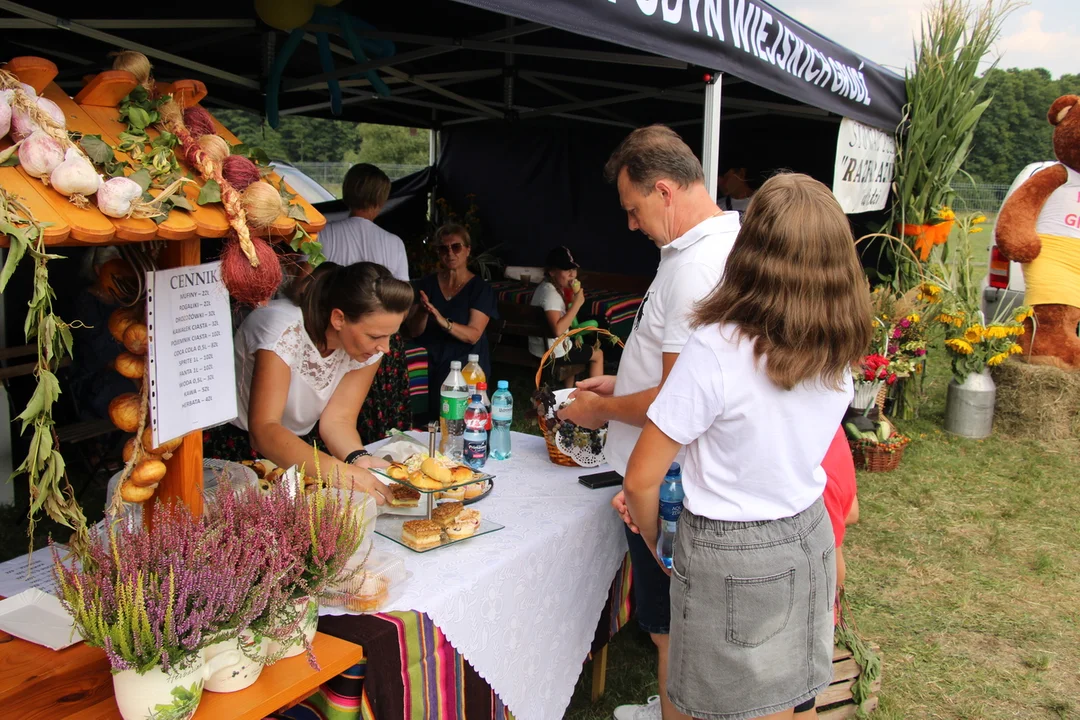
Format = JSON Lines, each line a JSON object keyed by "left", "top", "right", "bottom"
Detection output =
{"left": 344, "top": 449, "right": 371, "bottom": 465}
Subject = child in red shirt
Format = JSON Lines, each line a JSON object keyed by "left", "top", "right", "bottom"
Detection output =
{"left": 794, "top": 425, "right": 859, "bottom": 718}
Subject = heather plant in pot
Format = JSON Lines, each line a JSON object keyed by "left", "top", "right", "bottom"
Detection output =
{"left": 51, "top": 501, "right": 270, "bottom": 719}
{"left": 222, "top": 464, "right": 370, "bottom": 668}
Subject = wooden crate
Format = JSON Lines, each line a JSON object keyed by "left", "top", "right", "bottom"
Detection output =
{"left": 818, "top": 644, "right": 882, "bottom": 719}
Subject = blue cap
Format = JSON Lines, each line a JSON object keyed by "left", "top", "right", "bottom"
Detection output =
{"left": 666, "top": 462, "right": 681, "bottom": 478}
{"left": 472, "top": 394, "right": 482, "bottom": 402}
{"left": 497, "top": 380, "right": 509, "bottom": 390}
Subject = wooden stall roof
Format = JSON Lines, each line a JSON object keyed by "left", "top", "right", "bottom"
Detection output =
{"left": 0, "top": 56, "right": 325, "bottom": 249}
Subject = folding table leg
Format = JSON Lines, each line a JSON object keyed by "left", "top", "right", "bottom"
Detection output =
{"left": 590, "top": 643, "right": 608, "bottom": 702}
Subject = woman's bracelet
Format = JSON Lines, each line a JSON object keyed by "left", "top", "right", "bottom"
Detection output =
{"left": 445, "top": 318, "right": 454, "bottom": 332}
{"left": 344, "top": 449, "right": 371, "bottom": 465}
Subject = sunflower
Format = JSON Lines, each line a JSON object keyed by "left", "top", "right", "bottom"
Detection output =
{"left": 937, "top": 206, "right": 956, "bottom": 221}
{"left": 983, "top": 325, "right": 1011, "bottom": 339}
{"left": 917, "top": 283, "right": 943, "bottom": 303}
{"left": 963, "top": 324, "right": 984, "bottom": 344}
{"left": 1008, "top": 343, "right": 1024, "bottom": 355}
{"left": 972, "top": 215, "right": 987, "bottom": 225}
{"left": 946, "top": 338, "right": 974, "bottom": 355}
{"left": 987, "top": 352, "right": 1009, "bottom": 367}
{"left": 1014, "top": 308, "right": 1034, "bottom": 323}
{"left": 969, "top": 226, "right": 984, "bottom": 233}
{"left": 907, "top": 313, "right": 921, "bottom": 323}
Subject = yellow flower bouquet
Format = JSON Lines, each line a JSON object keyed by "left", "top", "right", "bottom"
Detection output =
{"left": 938, "top": 306, "right": 1030, "bottom": 383}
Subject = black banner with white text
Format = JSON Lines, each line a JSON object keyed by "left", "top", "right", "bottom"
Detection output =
{"left": 455, "top": 0, "right": 905, "bottom": 131}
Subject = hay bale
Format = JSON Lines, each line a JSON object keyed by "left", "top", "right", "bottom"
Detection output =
{"left": 992, "top": 359, "right": 1080, "bottom": 440}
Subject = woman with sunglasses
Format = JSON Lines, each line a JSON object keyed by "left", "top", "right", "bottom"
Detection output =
{"left": 406, "top": 223, "right": 498, "bottom": 419}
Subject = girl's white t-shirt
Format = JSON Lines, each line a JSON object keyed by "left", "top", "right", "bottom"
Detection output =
{"left": 646, "top": 323, "right": 853, "bottom": 522}
{"left": 232, "top": 300, "right": 382, "bottom": 435}
{"left": 529, "top": 280, "right": 572, "bottom": 359}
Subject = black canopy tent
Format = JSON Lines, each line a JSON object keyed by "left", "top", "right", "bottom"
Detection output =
{"left": 0, "top": 0, "right": 905, "bottom": 272}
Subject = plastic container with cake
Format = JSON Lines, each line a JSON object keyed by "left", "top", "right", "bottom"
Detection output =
{"left": 325, "top": 551, "right": 406, "bottom": 613}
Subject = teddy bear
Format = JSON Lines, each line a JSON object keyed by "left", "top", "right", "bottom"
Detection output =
{"left": 995, "top": 94, "right": 1080, "bottom": 369}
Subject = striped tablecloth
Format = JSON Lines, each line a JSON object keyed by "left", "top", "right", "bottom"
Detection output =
{"left": 280, "top": 555, "right": 633, "bottom": 720}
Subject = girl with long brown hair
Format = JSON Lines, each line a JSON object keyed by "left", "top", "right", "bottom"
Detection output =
{"left": 623, "top": 173, "right": 871, "bottom": 720}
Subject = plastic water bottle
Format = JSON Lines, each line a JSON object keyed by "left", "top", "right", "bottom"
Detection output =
{"left": 462, "top": 354, "right": 485, "bottom": 396}
{"left": 476, "top": 381, "right": 492, "bottom": 431}
{"left": 440, "top": 361, "right": 469, "bottom": 461}
{"left": 490, "top": 380, "right": 513, "bottom": 460}
{"left": 463, "top": 394, "right": 489, "bottom": 470}
{"left": 657, "top": 463, "right": 683, "bottom": 571}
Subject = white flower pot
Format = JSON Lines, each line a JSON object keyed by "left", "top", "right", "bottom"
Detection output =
{"left": 204, "top": 629, "right": 270, "bottom": 693}
{"left": 266, "top": 597, "right": 318, "bottom": 660}
{"left": 111, "top": 649, "right": 239, "bottom": 720}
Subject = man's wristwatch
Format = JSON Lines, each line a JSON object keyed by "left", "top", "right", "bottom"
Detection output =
{"left": 344, "top": 449, "right": 371, "bottom": 465}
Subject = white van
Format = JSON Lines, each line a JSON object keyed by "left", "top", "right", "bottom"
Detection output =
{"left": 980, "top": 161, "right": 1059, "bottom": 321}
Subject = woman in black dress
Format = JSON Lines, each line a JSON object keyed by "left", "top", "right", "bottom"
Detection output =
{"left": 406, "top": 224, "right": 498, "bottom": 419}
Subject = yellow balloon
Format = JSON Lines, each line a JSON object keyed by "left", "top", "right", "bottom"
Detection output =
{"left": 313, "top": 0, "right": 344, "bottom": 6}
{"left": 254, "top": 0, "right": 316, "bottom": 31}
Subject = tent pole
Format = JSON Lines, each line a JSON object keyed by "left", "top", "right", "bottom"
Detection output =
{"left": 429, "top": 114, "right": 439, "bottom": 224}
{"left": 702, "top": 74, "right": 722, "bottom": 202}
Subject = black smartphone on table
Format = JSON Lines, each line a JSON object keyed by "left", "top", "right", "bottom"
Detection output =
{"left": 579, "top": 470, "right": 622, "bottom": 489}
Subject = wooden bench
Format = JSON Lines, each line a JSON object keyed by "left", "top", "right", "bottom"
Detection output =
{"left": 490, "top": 301, "right": 585, "bottom": 386}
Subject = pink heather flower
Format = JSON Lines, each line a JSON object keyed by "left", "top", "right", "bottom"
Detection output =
{"left": 892, "top": 327, "right": 903, "bottom": 339}
{"left": 900, "top": 318, "right": 911, "bottom": 328}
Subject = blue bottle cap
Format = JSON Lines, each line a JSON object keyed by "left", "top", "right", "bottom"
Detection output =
{"left": 497, "top": 380, "right": 509, "bottom": 390}
{"left": 666, "top": 462, "right": 681, "bottom": 477}
{"left": 473, "top": 394, "right": 482, "bottom": 402}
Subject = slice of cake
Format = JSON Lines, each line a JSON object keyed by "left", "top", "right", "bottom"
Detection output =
{"left": 401, "top": 519, "right": 442, "bottom": 550}
{"left": 390, "top": 484, "right": 421, "bottom": 508}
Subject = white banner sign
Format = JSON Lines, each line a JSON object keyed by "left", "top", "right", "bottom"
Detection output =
{"left": 833, "top": 117, "right": 895, "bottom": 214}
{"left": 146, "top": 261, "right": 237, "bottom": 447}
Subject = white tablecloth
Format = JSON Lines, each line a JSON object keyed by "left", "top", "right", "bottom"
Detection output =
{"left": 319, "top": 431, "right": 625, "bottom": 720}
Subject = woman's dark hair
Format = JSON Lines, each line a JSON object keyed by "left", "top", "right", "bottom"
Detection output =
{"left": 292, "top": 262, "right": 414, "bottom": 349}
{"left": 693, "top": 173, "right": 871, "bottom": 391}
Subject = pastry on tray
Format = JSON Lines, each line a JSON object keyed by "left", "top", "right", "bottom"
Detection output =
{"left": 446, "top": 521, "right": 477, "bottom": 540}
{"left": 402, "top": 519, "right": 442, "bottom": 550}
{"left": 408, "top": 470, "right": 442, "bottom": 491}
{"left": 458, "top": 508, "right": 481, "bottom": 530}
{"left": 346, "top": 574, "right": 389, "bottom": 612}
{"left": 385, "top": 463, "right": 409, "bottom": 481}
{"left": 440, "top": 486, "right": 465, "bottom": 501}
{"left": 463, "top": 482, "right": 486, "bottom": 499}
{"left": 431, "top": 501, "right": 464, "bottom": 528}
{"left": 390, "top": 484, "right": 421, "bottom": 508}
{"left": 421, "top": 457, "right": 452, "bottom": 484}
{"left": 450, "top": 465, "right": 475, "bottom": 484}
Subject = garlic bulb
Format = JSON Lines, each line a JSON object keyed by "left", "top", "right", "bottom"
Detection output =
{"left": 0, "top": 101, "right": 9, "bottom": 140}
{"left": 51, "top": 148, "right": 101, "bottom": 196}
{"left": 12, "top": 96, "right": 66, "bottom": 141}
{"left": 19, "top": 130, "right": 65, "bottom": 179}
{"left": 96, "top": 176, "right": 144, "bottom": 218}
{"left": 20, "top": 83, "right": 36, "bottom": 98}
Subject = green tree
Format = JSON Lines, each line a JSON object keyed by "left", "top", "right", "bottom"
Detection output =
{"left": 347, "top": 124, "right": 430, "bottom": 166}
{"left": 965, "top": 68, "right": 1080, "bottom": 184}
{"left": 212, "top": 110, "right": 363, "bottom": 163}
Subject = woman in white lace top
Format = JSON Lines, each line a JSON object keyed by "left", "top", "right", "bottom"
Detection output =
{"left": 225, "top": 262, "right": 414, "bottom": 504}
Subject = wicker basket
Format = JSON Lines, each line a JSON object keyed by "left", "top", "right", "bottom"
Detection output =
{"left": 534, "top": 326, "right": 624, "bottom": 467}
{"left": 850, "top": 435, "right": 910, "bottom": 473}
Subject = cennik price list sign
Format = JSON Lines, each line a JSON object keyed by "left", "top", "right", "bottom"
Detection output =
{"left": 146, "top": 260, "right": 237, "bottom": 447}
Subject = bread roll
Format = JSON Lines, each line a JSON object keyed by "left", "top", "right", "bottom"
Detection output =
{"left": 421, "top": 458, "right": 452, "bottom": 484}
{"left": 121, "top": 481, "right": 155, "bottom": 503}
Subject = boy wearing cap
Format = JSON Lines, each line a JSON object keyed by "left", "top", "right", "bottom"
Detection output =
{"left": 529, "top": 246, "right": 604, "bottom": 387}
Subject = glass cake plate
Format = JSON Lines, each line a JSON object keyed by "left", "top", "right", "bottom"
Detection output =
{"left": 371, "top": 466, "right": 495, "bottom": 494}
{"left": 374, "top": 513, "right": 504, "bottom": 554}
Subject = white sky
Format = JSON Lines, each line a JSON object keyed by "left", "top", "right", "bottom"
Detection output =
{"left": 768, "top": 0, "right": 1079, "bottom": 78}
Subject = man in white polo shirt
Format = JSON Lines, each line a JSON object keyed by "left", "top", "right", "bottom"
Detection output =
{"left": 559, "top": 125, "right": 740, "bottom": 720}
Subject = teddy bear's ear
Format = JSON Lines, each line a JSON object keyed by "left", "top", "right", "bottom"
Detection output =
{"left": 1048, "top": 95, "right": 1079, "bottom": 126}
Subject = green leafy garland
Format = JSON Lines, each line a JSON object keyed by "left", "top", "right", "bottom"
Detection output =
{"left": 0, "top": 189, "right": 90, "bottom": 553}
{"left": 835, "top": 586, "right": 882, "bottom": 718}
